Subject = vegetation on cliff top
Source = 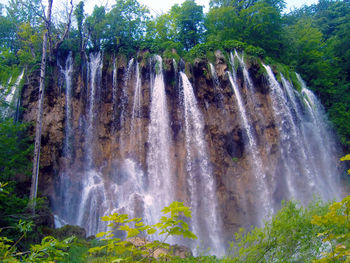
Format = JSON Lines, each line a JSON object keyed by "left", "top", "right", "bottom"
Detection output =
{"left": 0, "top": 0, "right": 349, "bottom": 149}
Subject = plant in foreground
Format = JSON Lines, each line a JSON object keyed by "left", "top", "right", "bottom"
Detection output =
{"left": 88, "top": 201, "right": 197, "bottom": 262}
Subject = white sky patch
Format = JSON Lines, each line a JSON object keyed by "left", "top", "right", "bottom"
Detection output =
{"left": 0, "top": 0, "right": 319, "bottom": 17}
{"left": 83, "top": 0, "right": 318, "bottom": 15}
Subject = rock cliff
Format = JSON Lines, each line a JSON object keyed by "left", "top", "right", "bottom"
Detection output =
{"left": 20, "top": 50, "right": 341, "bottom": 254}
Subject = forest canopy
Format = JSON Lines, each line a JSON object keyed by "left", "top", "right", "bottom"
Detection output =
{"left": 0, "top": 0, "right": 349, "bottom": 149}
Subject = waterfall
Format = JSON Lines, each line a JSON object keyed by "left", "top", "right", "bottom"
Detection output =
{"left": 146, "top": 55, "right": 174, "bottom": 224}
{"left": 54, "top": 54, "right": 74, "bottom": 227}
{"left": 209, "top": 63, "right": 223, "bottom": 107}
{"left": 60, "top": 52, "right": 74, "bottom": 161}
{"left": 112, "top": 57, "right": 118, "bottom": 128}
{"left": 86, "top": 53, "right": 102, "bottom": 169}
{"left": 231, "top": 52, "right": 267, "bottom": 124}
{"left": 263, "top": 65, "right": 339, "bottom": 203}
{"left": 209, "top": 63, "right": 220, "bottom": 87}
{"left": 227, "top": 70, "right": 273, "bottom": 221}
{"left": 50, "top": 52, "right": 341, "bottom": 256}
{"left": 120, "top": 58, "right": 134, "bottom": 127}
{"left": 119, "top": 58, "right": 134, "bottom": 154}
{"left": 180, "top": 72, "right": 224, "bottom": 256}
{"left": 298, "top": 76, "right": 340, "bottom": 200}
{"left": 75, "top": 52, "right": 108, "bottom": 235}
{"left": 233, "top": 51, "right": 253, "bottom": 90}
{"left": 129, "top": 62, "right": 142, "bottom": 158}
{"left": 1, "top": 70, "right": 24, "bottom": 118}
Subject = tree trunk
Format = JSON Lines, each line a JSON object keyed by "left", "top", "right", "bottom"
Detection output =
{"left": 30, "top": 0, "right": 53, "bottom": 213}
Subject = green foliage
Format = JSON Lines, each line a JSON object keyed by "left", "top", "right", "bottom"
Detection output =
{"left": 186, "top": 41, "right": 221, "bottom": 61}
{"left": 0, "top": 183, "right": 76, "bottom": 262}
{"left": 0, "top": 98, "right": 32, "bottom": 231}
{"left": 283, "top": 0, "right": 350, "bottom": 150}
{"left": 169, "top": 0, "right": 204, "bottom": 51}
{"left": 229, "top": 198, "right": 329, "bottom": 262}
{"left": 23, "top": 236, "right": 75, "bottom": 262}
{"left": 206, "top": 0, "right": 284, "bottom": 56}
{"left": 88, "top": 201, "right": 196, "bottom": 262}
{"left": 312, "top": 195, "right": 350, "bottom": 262}
{"left": 0, "top": 119, "right": 33, "bottom": 181}
{"left": 74, "top": 1, "right": 85, "bottom": 51}
{"left": 340, "top": 154, "right": 350, "bottom": 175}
{"left": 86, "top": 6, "right": 106, "bottom": 51}
{"left": 102, "top": 0, "right": 150, "bottom": 53}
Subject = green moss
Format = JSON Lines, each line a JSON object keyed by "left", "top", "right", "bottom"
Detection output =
{"left": 222, "top": 40, "right": 247, "bottom": 52}
{"left": 184, "top": 41, "right": 223, "bottom": 62}
{"left": 74, "top": 53, "right": 82, "bottom": 67}
{"left": 184, "top": 62, "right": 192, "bottom": 78}
{"left": 163, "top": 49, "right": 180, "bottom": 62}
{"left": 41, "top": 225, "right": 87, "bottom": 241}
{"left": 261, "top": 59, "right": 302, "bottom": 92}
{"left": 206, "top": 51, "right": 216, "bottom": 65}
{"left": 291, "top": 72, "right": 302, "bottom": 92}
{"left": 155, "top": 59, "right": 162, "bottom": 74}
{"left": 232, "top": 55, "right": 240, "bottom": 72}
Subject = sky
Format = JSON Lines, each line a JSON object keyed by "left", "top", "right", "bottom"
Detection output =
{"left": 136, "top": 0, "right": 318, "bottom": 15}
{"left": 0, "top": 0, "right": 319, "bottom": 16}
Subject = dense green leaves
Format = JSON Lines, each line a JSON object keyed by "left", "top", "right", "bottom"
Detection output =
{"left": 89, "top": 201, "right": 197, "bottom": 262}
{"left": 229, "top": 199, "right": 329, "bottom": 262}
{"left": 0, "top": 119, "right": 32, "bottom": 181}
{"left": 312, "top": 195, "right": 350, "bottom": 262}
{"left": 170, "top": 0, "right": 204, "bottom": 50}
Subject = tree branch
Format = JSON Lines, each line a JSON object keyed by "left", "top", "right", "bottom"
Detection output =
{"left": 53, "top": 0, "right": 74, "bottom": 53}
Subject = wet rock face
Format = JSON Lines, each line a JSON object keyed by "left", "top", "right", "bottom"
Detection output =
{"left": 21, "top": 52, "right": 285, "bottom": 244}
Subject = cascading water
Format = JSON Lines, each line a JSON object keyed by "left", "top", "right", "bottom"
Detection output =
{"left": 233, "top": 51, "right": 253, "bottom": 90}
{"left": 263, "top": 64, "right": 340, "bottom": 203}
{"left": 50, "top": 52, "right": 341, "bottom": 256}
{"left": 119, "top": 58, "right": 134, "bottom": 154}
{"left": 180, "top": 72, "right": 224, "bottom": 255}
{"left": 231, "top": 52, "right": 267, "bottom": 123}
{"left": 1, "top": 70, "right": 24, "bottom": 118}
{"left": 209, "top": 63, "right": 224, "bottom": 107}
{"left": 129, "top": 62, "right": 143, "bottom": 157}
{"left": 86, "top": 53, "right": 103, "bottom": 168}
{"left": 298, "top": 76, "right": 340, "bottom": 200}
{"left": 145, "top": 55, "right": 174, "bottom": 223}
{"left": 209, "top": 63, "right": 219, "bottom": 87}
{"left": 120, "top": 58, "right": 134, "bottom": 125}
{"left": 227, "top": 70, "right": 273, "bottom": 221}
{"left": 76, "top": 53, "right": 109, "bottom": 235}
{"left": 60, "top": 52, "right": 74, "bottom": 161}
{"left": 54, "top": 54, "right": 74, "bottom": 227}
{"left": 112, "top": 57, "right": 118, "bottom": 128}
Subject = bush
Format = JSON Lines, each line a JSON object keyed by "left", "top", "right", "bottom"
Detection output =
{"left": 88, "top": 201, "right": 197, "bottom": 262}
{"left": 229, "top": 198, "right": 329, "bottom": 262}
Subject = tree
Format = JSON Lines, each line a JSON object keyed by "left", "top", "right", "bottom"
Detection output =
{"left": 74, "top": 1, "right": 85, "bottom": 51}
{"left": 205, "top": 6, "right": 241, "bottom": 42}
{"left": 30, "top": 0, "right": 53, "bottom": 212}
{"left": 209, "top": 0, "right": 259, "bottom": 11}
{"left": 206, "top": 0, "right": 285, "bottom": 55}
{"left": 239, "top": 0, "right": 284, "bottom": 55}
{"left": 49, "top": 0, "right": 74, "bottom": 59}
{"left": 103, "top": 0, "right": 149, "bottom": 52}
{"left": 170, "top": 0, "right": 204, "bottom": 50}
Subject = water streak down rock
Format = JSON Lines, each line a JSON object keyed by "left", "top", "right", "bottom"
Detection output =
{"left": 20, "top": 51, "right": 342, "bottom": 256}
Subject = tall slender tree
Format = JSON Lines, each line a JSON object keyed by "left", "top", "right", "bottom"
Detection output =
{"left": 29, "top": 0, "right": 73, "bottom": 212}
{"left": 30, "top": 0, "right": 53, "bottom": 213}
